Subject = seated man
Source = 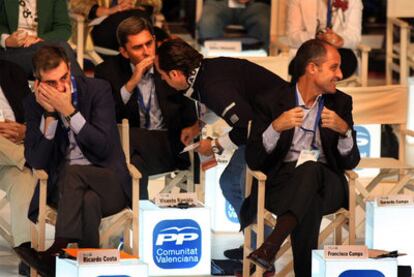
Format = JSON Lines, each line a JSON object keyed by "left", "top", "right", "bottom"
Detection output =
{"left": 242, "top": 39, "right": 360, "bottom": 276}
{"left": 14, "top": 45, "right": 131, "bottom": 277}
{"left": 95, "top": 16, "right": 197, "bottom": 199}
{"left": 0, "top": 0, "right": 83, "bottom": 79}
{"left": 0, "top": 60, "right": 37, "bottom": 275}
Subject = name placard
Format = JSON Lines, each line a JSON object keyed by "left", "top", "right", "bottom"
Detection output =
{"left": 77, "top": 249, "right": 120, "bottom": 265}
{"left": 324, "top": 245, "right": 368, "bottom": 259}
{"left": 377, "top": 195, "right": 414, "bottom": 207}
{"left": 204, "top": 40, "right": 242, "bottom": 52}
{"left": 153, "top": 192, "right": 198, "bottom": 207}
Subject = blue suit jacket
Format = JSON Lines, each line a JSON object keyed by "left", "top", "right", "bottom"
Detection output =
{"left": 24, "top": 76, "right": 131, "bottom": 222}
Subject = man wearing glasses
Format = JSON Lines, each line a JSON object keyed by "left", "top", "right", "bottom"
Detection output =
{"left": 95, "top": 16, "right": 196, "bottom": 200}
{"left": 14, "top": 45, "right": 131, "bottom": 277}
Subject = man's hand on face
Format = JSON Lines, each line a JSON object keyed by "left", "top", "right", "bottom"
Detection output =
{"left": 180, "top": 121, "right": 201, "bottom": 145}
{"left": 0, "top": 120, "right": 26, "bottom": 144}
{"left": 34, "top": 80, "right": 55, "bottom": 112}
{"left": 196, "top": 138, "right": 214, "bottom": 156}
{"left": 321, "top": 107, "right": 349, "bottom": 135}
{"left": 36, "top": 81, "right": 75, "bottom": 116}
{"left": 271, "top": 107, "right": 304, "bottom": 132}
{"left": 125, "top": 56, "right": 155, "bottom": 93}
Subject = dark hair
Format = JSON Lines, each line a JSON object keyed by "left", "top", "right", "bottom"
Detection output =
{"left": 32, "top": 45, "right": 69, "bottom": 79}
{"left": 117, "top": 16, "right": 154, "bottom": 47}
{"left": 291, "top": 39, "right": 333, "bottom": 83}
{"left": 156, "top": 38, "right": 203, "bottom": 77}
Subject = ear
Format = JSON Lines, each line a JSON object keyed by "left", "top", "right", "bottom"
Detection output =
{"left": 307, "top": 62, "right": 318, "bottom": 75}
{"left": 119, "top": 47, "right": 129, "bottom": 59}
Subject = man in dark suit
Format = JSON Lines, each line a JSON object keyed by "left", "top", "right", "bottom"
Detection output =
{"left": 95, "top": 16, "right": 196, "bottom": 199}
{"left": 243, "top": 39, "right": 360, "bottom": 277}
{"left": 155, "top": 38, "right": 287, "bottom": 260}
{"left": 0, "top": 60, "right": 37, "bottom": 275}
{"left": 15, "top": 45, "right": 130, "bottom": 276}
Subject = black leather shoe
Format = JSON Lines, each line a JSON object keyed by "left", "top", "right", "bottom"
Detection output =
{"left": 13, "top": 247, "right": 55, "bottom": 277}
{"left": 246, "top": 242, "right": 278, "bottom": 271}
{"left": 18, "top": 261, "right": 30, "bottom": 276}
{"left": 223, "top": 246, "right": 243, "bottom": 260}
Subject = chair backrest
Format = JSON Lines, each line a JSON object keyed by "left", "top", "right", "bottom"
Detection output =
{"left": 339, "top": 85, "right": 409, "bottom": 163}
{"left": 387, "top": 0, "right": 414, "bottom": 18}
{"left": 270, "top": 0, "right": 287, "bottom": 39}
{"left": 244, "top": 54, "right": 290, "bottom": 81}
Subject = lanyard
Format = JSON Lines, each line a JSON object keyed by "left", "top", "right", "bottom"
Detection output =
{"left": 295, "top": 91, "right": 325, "bottom": 150}
{"left": 326, "top": 0, "right": 332, "bottom": 28}
{"left": 71, "top": 76, "right": 78, "bottom": 107}
{"left": 136, "top": 86, "right": 153, "bottom": 129}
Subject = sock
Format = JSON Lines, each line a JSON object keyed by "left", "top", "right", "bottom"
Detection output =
{"left": 263, "top": 212, "right": 298, "bottom": 251}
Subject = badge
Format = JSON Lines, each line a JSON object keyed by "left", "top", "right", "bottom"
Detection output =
{"left": 296, "top": 149, "right": 320, "bottom": 167}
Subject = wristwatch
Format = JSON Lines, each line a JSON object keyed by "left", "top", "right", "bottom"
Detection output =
{"left": 342, "top": 128, "right": 352, "bottom": 138}
{"left": 64, "top": 109, "right": 78, "bottom": 124}
{"left": 211, "top": 139, "right": 224, "bottom": 155}
{"left": 43, "top": 111, "right": 58, "bottom": 119}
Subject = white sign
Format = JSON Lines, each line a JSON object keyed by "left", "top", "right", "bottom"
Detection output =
{"left": 324, "top": 245, "right": 368, "bottom": 259}
{"left": 153, "top": 192, "right": 198, "bottom": 207}
{"left": 377, "top": 195, "right": 414, "bottom": 207}
{"left": 77, "top": 249, "right": 119, "bottom": 265}
{"left": 204, "top": 40, "right": 242, "bottom": 53}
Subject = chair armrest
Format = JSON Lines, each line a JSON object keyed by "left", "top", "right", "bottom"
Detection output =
{"left": 357, "top": 43, "right": 371, "bottom": 54}
{"left": 389, "top": 18, "right": 410, "bottom": 29}
{"left": 345, "top": 170, "right": 358, "bottom": 180}
{"left": 247, "top": 168, "right": 267, "bottom": 182}
{"left": 127, "top": 164, "right": 142, "bottom": 179}
{"left": 33, "top": 169, "right": 48, "bottom": 180}
{"left": 402, "top": 129, "right": 414, "bottom": 137}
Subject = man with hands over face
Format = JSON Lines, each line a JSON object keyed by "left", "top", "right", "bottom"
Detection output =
{"left": 242, "top": 39, "right": 360, "bottom": 277}
{"left": 15, "top": 45, "right": 131, "bottom": 277}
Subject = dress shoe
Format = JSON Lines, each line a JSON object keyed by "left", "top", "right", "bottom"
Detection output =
{"left": 18, "top": 261, "right": 30, "bottom": 276}
{"left": 246, "top": 242, "right": 279, "bottom": 271}
{"left": 223, "top": 246, "right": 243, "bottom": 260}
{"left": 13, "top": 246, "right": 56, "bottom": 277}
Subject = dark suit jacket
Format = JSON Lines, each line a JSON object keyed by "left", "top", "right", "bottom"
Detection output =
{"left": 240, "top": 85, "right": 360, "bottom": 229}
{"left": 0, "top": 0, "right": 71, "bottom": 41}
{"left": 95, "top": 54, "right": 197, "bottom": 171}
{"left": 24, "top": 76, "right": 131, "bottom": 222}
{"left": 0, "top": 60, "right": 30, "bottom": 123}
{"left": 192, "top": 57, "right": 288, "bottom": 146}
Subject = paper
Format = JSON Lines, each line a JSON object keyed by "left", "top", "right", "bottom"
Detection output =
{"left": 180, "top": 142, "right": 200, "bottom": 153}
{"left": 296, "top": 149, "right": 320, "bottom": 167}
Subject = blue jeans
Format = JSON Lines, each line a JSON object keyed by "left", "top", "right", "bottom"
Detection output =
{"left": 219, "top": 146, "right": 271, "bottom": 247}
{"left": 198, "top": 0, "right": 270, "bottom": 50}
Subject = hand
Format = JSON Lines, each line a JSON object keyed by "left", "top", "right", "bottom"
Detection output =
{"left": 36, "top": 81, "right": 75, "bottom": 116}
{"left": 271, "top": 107, "right": 304, "bottom": 132}
{"left": 22, "top": 35, "right": 43, "bottom": 48}
{"left": 34, "top": 80, "right": 55, "bottom": 112}
{"left": 317, "top": 28, "right": 344, "bottom": 48}
{"left": 110, "top": 0, "right": 134, "bottom": 14}
{"left": 5, "top": 30, "right": 28, "bottom": 48}
{"left": 196, "top": 139, "right": 213, "bottom": 156}
{"left": 0, "top": 120, "right": 26, "bottom": 144}
{"left": 125, "top": 56, "right": 155, "bottom": 93}
{"left": 180, "top": 121, "right": 201, "bottom": 145}
{"left": 321, "top": 107, "right": 349, "bottom": 135}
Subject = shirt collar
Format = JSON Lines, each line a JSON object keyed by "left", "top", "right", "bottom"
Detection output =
{"left": 295, "top": 84, "right": 322, "bottom": 109}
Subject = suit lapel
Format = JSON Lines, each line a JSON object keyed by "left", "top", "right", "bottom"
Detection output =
{"left": 5, "top": 0, "right": 19, "bottom": 32}
{"left": 36, "top": 0, "right": 47, "bottom": 35}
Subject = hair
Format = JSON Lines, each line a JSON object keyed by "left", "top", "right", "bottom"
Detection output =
{"left": 32, "top": 45, "right": 69, "bottom": 79}
{"left": 156, "top": 38, "right": 203, "bottom": 77}
{"left": 291, "top": 39, "right": 333, "bottom": 83}
{"left": 117, "top": 16, "right": 154, "bottom": 47}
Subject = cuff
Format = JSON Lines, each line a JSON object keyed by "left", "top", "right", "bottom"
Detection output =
{"left": 262, "top": 123, "right": 280, "bottom": 153}
{"left": 337, "top": 135, "right": 354, "bottom": 156}
{"left": 120, "top": 85, "right": 132, "bottom": 104}
{"left": 69, "top": 112, "right": 86, "bottom": 134}
{"left": 217, "top": 133, "right": 238, "bottom": 151}
{"left": 40, "top": 116, "right": 58, "bottom": 140}
{"left": 1, "top": 34, "right": 10, "bottom": 48}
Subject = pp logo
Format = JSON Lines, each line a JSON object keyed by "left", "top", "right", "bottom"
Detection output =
{"left": 355, "top": 125, "right": 370, "bottom": 158}
{"left": 339, "top": 270, "right": 385, "bottom": 277}
{"left": 225, "top": 200, "right": 239, "bottom": 223}
{"left": 153, "top": 219, "right": 202, "bottom": 269}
